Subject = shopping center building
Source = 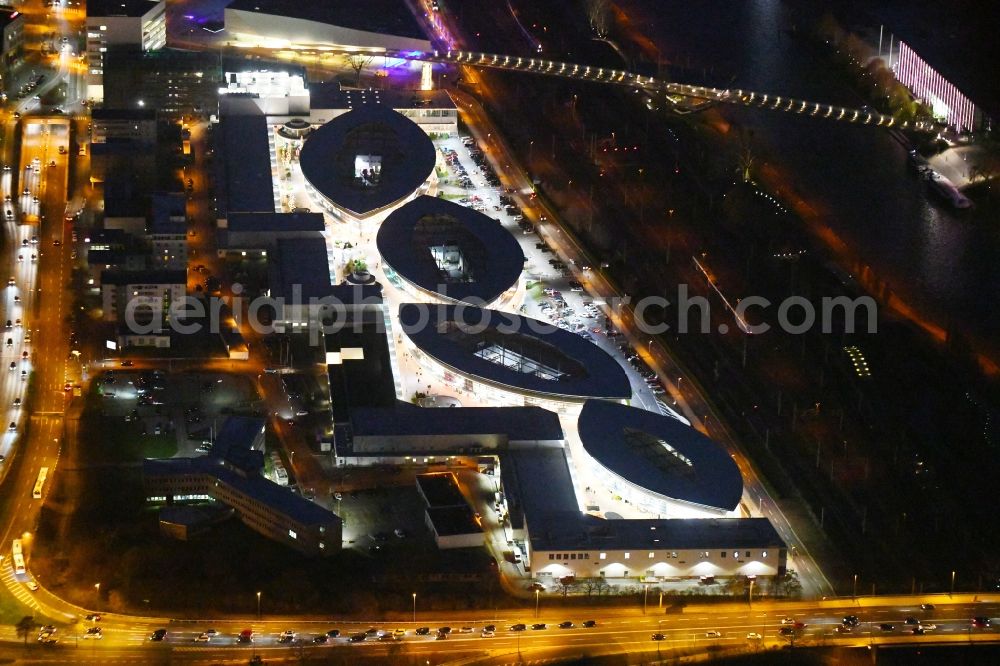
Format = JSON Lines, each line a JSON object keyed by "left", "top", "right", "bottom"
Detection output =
{"left": 377, "top": 195, "right": 525, "bottom": 308}
{"left": 397, "top": 302, "right": 632, "bottom": 413}
{"left": 298, "top": 107, "right": 438, "bottom": 223}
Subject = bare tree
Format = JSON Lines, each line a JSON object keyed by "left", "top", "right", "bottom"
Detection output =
{"left": 347, "top": 54, "right": 376, "bottom": 88}
{"left": 15, "top": 616, "right": 35, "bottom": 646}
{"left": 586, "top": 0, "right": 611, "bottom": 38}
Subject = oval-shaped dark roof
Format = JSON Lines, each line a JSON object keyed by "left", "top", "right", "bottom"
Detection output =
{"left": 299, "top": 107, "right": 436, "bottom": 219}
{"left": 377, "top": 196, "right": 523, "bottom": 305}
{"left": 398, "top": 303, "right": 632, "bottom": 400}
{"left": 577, "top": 400, "right": 743, "bottom": 512}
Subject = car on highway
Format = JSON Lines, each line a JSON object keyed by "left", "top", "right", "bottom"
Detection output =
{"left": 13, "top": 398, "right": 21, "bottom": 408}
{"left": 835, "top": 625, "right": 852, "bottom": 634}
{"left": 705, "top": 630, "right": 722, "bottom": 638}
{"left": 509, "top": 624, "right": 526, "bottom": 632}
{"left": 325, "top": 629, "right": 341, "bottom": 637}
{"left": 747, "top": 632, "right": 762, "bottom": 640}
{"left": 842, "top": 615, "right": 860, "bottom": 627}
{"left": 778, "top": 626, "right": 795, "bottom": 636}
{"left": 84, "top": 614, "right": 101, "bottom": 622}
{"left": 237, "top": 629, "right": 254, "bottom": 643}
{"left": 195, "top": 633, "right": 211, "bottom": 642}
{"left": 436, "top": 627, "right": 451, "bottom": 635}
{"left": 879, "top": 623, "right": 895, "bottom": 632}
{"left": 481, "top": 629, "right": 494, "bottom": 638}
{"left": 558, "top": 621, "right": 574, "bottom": 629}
{"left": 348, "top": 633, "right": 366, "bottom": 642}
{"left": 393, "top": 628, "right": 407, "bottom": 638}
{"left": 531, "top": 623, "right": 546, "bottom": 630}
{"left": 312, "top": 634, "right": 328, "bottom": 644}
{"left": 920, "top": 604, "right": 935, "bottom": 611}
{"left": 651, "top": 633, "right": 666, "bottom": 641}
{"left": 7, "top": 276, "right": 14, "bottom": 286}
{"left": 780, "top": 617, "right": 796, "bottom": 625}
{"left": 973, "top": 617, "right": 992, "bottom": 628}
{"left": 204, "top": 629, "right": 217, "bottom": 636}
{"left": 918, "top": 623, "right": 936, "bottom": 631}
{"left": 83, "top": 627, "right": 102, "bottom": 639}
{"left": 414, "top": 627, "right": 430, "bottom": 635}
{"left": 904, "top": 617, "right": 919, "bottom": 625}
{"left": 457, "top": 627, "right": 473, "bottom": 634}
{"left": 9, "top": 422, "right": 16, "bottom": 431}
{"left": 582, "top": 620, "right": 597, "bottom": 627}
{"left": 150, "top": 629, "right": 167, "bottom": 641}
{"left": 26, "top": 579, "right": 38, "bottom": 591}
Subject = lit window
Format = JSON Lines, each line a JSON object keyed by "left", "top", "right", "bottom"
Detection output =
{"left": 319, "top": 542, "right": 325, "bottom": 549}
{"left": 762, "top": 551, "right": 767, "bottom": 558}
{"left": 288, "top": 529, "right": 297, "bottom": 539}
{"left": 648, "top": 552, "right": 654, "bottom": 559}
{"left": 624, "top": 552, "right": 630, "bottom": 560}
{"left": 599, "top": 552, "right": 606, "bottom": 560}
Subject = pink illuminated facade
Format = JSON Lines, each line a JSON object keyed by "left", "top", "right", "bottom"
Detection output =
{"left": 894, "top": 41, "right": 978, "bottom": 132}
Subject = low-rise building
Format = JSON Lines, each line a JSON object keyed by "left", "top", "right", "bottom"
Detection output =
{"left": 217, "top": 211, "right": 324, "bottom": 257}
{"left": 100, "top": 268, "right": 186, "bottom": 324}
{"left": 143, "top": 417, "right": 341, "bottom": 557}
{"left": 148, "top": 192, "right": 187, "bottom": 269}
{"left": 90, "top": 108, "right": 157, "bottom": 145}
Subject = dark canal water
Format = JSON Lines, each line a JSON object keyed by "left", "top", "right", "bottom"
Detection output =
{"left": 625, "top": 0, "right": 1000, "bottom": 358}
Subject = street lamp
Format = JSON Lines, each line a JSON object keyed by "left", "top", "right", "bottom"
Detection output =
{"left": 257, "top": 591, "right": 262, "bottom": 619}
{"left": 951, "top": 570, "right": 956, "bottom": 597}
{"left": 534, "top": 588, "right": 540, "bottom": 618}
{"left": 748, "top": 578, "right": 755, "bottom": 607}
{"left": 412, "top": 593, "right": 416, "bottom": 623}
{"left": 94, "top": 582, "right": 100, "bottom": 602}
{"left": 643, "top": 583, "right": 649, "bottom": 615}
{"left": 853, "top": 574, "right": 858, "bottom": 599}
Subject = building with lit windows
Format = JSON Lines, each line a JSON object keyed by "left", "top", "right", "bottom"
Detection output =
{"left": 85, "top": 0, "right": 167, "bottom": 101}
{"left": 143, "top": 417, "right": 341, "bottom": 557}
{"left": 298, "top": 107, "right": 438, "bottom": 223}
{"left": 377, "top": 196, "right": 524, "bottom": 308}
{"left": 528, "top": 513, "right": 786, "bottom": 581}
{"left": 0, "top": 10, "right": 25, "bottom": 95}
{"left": 100, "top": 269, "right": 185, "bottom": 324}
{"left": 397, "top": 302, "right": 632, "bottom": 413}
{"left": 90, "top": 108, "right": 157, "bottom": 145}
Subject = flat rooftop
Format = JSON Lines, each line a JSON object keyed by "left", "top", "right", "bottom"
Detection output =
{"left": 224, "top": 211, "right": 325, "bottom": 233}
{"left": 426, "top": 505, "right": 481, "bottom": 537}
{"left": 578, "top": 400, "right": 744, "bottom": 513}
{"left": 326, "top": 321, "right": 397, "bottom": 423}
{"left": 91, "top": 108, "right": 157, "bottom": 122}
{"left": 377, "top": 196, "right": 523, "bottom": 305}
{"left": 101, "top": 269, "right": 186, "bottom": 286}
{"left": 268, "top": 237, "right": 332, "bottom": 301}
{"left": 216, "top": 105, "right": 275, "bottom": 215}
{"left": 529, "top": 513, "right": 785, "bottom": 553}
{"left": 500, "top": 446, "right": 579, "bottom": 531}
{"left": 298, "top": 107, "right": 436, "bottom": 219}
{"left": 309, "top": 85, "right": 456, "bottom": 112}
{"left": 416, "top": 472, "right": 468, "bottom": 508}
{"left": 398, "top": 303, "right": 632, "bottom": 401}
{"left": 226, "top": 0, "right": 427, "bottom": 41}
{"left": 351, "top": 401, "right": 564, "bottom": 442}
